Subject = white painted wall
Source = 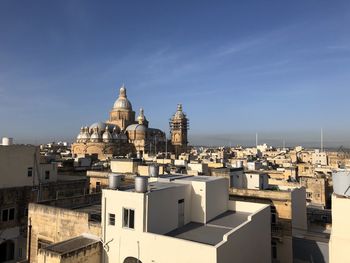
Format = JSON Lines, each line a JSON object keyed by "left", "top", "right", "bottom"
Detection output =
{"left": 330, "top": 194, "right": 350, "bottom": 263}
{"left": 291, "top": 187, "right": 307, "bottom": 233}
{"left": 217, "top": 201, "right": 271, "bottom": 263}
{"left": 147, "top": 184, "right": 191, "bottom": 234}
{"left": 205, "top": 178, "right": 228, "bottom": 222}
{"left": 102, "top": 178, "right": 271, "bottom": 263}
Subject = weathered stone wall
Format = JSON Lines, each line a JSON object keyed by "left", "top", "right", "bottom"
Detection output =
{"left": 28, "top": 204, "right": 101, "bottom": 263}
{"left": 37, "top": 242, "right": 101, "bottom": 263}
{"left": 38, "top": 193, "right": 101, "bottom": 209}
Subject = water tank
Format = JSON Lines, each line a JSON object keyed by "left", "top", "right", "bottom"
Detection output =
{"left": 333, "top": 170, "right": 350, "bottom": 197}
{"left": 2, "top": 137, "right": 13, "bottom": 146}
{"left": 108, "top": 174, "right": 121, "bottom": 190}
{"left": 135, "top": 176, "right": 148, "bottom": 193}
{"left": 149, "top": 164, "right": 159, "bottom": 177}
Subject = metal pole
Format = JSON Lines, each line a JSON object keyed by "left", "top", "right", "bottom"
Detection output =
{"left": 321, "top": 128, "right": 324, "bottom": 152}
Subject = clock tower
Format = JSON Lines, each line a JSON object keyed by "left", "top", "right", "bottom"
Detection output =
{"left": 170, "top": 104, "right": 189, "bottom": 157}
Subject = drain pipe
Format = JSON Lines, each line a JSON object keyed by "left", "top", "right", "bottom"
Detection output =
{"left": 27, "top": 217, "right": 32, "bottom": 263}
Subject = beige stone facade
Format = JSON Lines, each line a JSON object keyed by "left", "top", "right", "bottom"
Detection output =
{"left": 28, "top": 201, "right": 101, "bottom": 263}
{"left": 229, "top": 187, "right": 307, "bottom": 263}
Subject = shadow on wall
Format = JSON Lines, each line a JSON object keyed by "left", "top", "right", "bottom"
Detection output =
{"left": 0, "top": 240, "right": 15, "bottom": 262}
{"left": 293, "top": 237, "right": 329, "bottom": 263}
{"left": 192, "top": 191, "right": 205, "bottom": 222}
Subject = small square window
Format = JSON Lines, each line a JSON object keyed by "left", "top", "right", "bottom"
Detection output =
{"left": 123, "top": 208, "right": 135, "bottom": 229}
{"left": 2, "top": 209, "right": 8, "bottom": 222}
{"left": 45, "top": 171, "right": 50, "bottom": 180}
{"left": 109, "top": 213, "right": 115, "bottom": 226}
{"left": 27, "top": 167, "right": 33, "bottom": 177}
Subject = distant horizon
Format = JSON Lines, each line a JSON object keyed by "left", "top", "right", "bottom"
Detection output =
{"left": 6, "top": 131, "right": 350, "bottom": 150}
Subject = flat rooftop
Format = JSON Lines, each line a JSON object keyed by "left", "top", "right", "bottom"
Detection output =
{"left": 178, "top": 175, "right": 220, "bottom": 182}
{"left": 73, "top": 204, "right": 101, "bottom": 223}
{"left": 165, "top": 210, "right": 251, "bottom": 245}
{"left": 125, "top": 181, "right": 186, "bottom": 193}
{"left": 42, "top": 236, "right": 99, "bottom": 255}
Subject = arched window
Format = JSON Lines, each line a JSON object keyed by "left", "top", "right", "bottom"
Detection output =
{"left": 123, "top": 257, "right": 142, "bottom": 263}
{"left": 0, "top": 240, "right": 15, "bottom": 262}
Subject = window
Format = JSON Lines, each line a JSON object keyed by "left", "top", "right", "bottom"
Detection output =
{"left": 109, "top": 213, "right": 115, "bottom": 226}
{"left": 271, "top": 206, "right": 277, "bottom": 224}
{"left": 9, "top": 208, "right": 15, "bottom": 220}
{"left": 45, "top": 171, "right": 50, "bottom": 180}
{"left": 123, "top": 208, "right": 135, "bottom": 229}
{"left": 27, "top": 167, "right": 33, "bottom": 177}
{"left": 0, "top": 240, "right": 15, "bottom": 261}
{"left": 96, "top": 182, "right": 101, "bottom": 192}
{"left": 2, "top": 209, "right": 8, "bottom": 222}
{"left": 272, "top": 241, "right": 277, "bottom": 259}
{"left": 1, "top": 208, "right": 15, "bottom": 222}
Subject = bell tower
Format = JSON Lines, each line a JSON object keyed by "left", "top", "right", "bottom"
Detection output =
{"left": 170, "top": 104, "right": 189, "bottom": 157}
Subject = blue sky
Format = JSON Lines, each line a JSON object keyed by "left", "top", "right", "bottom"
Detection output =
{"left": 1, "top": 1, "right": 350, "bottom": 147}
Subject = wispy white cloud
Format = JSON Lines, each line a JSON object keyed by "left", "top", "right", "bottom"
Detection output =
{"left": 214, "top": 37, "right": 266, "bottom": 57}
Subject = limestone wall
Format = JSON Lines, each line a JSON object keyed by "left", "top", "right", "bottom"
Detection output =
{"left": 28, "top": 203, "right": 101, "bottom": 262}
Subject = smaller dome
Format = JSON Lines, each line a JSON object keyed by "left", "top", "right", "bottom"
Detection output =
{"left": 137, "top": 108, "right": 148, "bottom": 126}
{"left": 90, "top": 127, "right": 101, "bottom": 142}
{"left": 102, "top": 126, "right": 112, "bottom": 142}
{"left": 80, "top": 127, "right": 91, "bottom": 142}
{"left": 89, "top": 122, "right": 120, "bottom": 134}
{"left": 173, "top": 104, "right": 186, "bottom": 119}
{"left": 126, "top": 124, "right": 147, "bottom": 132}
{"left": 76, "top": 127, "right": 84, "bottom": 142}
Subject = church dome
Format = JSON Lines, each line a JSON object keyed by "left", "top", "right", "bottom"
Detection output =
{"left": 90, "top": 127, "right": 101, "bottom": 142}
{"left": 89, "top": 122, "right": 120, "bottom": 134}
{"left": 173, "top": 104, "right": 186, "bottom": 119}
{"left": 76, "top": 127, "right": 84, "bottom": 142}
{"left": 80, "top": 127, "right": 91, "bottom": 143}
{"left": 126, "top": 124, "right": 147, "bottom": 132}
{"left": 102, "top": 126, "right": 113, "bottom": 142}
{"left": 113, "top": 85, "right": 132, "bottom": 110}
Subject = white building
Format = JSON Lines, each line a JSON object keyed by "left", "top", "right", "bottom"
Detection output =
{"left": 232, "top": 171, "right": 269, "bottom": 190}
{"left": 330, "top": 170, "right": 350, "bottom": 263}
{"left": 247, "top": 161, "right": 263, "bottom": 171}
{"left": 312, "top": 150, "right": 328, "bottom": 166}
{"left": 329, "top": 193, "right": 350, "bottom": 263}
{"left": 102, "top": 175, "right": 271, "bottom": 263}
{"left": 187, "top": 162, "right": 209, "bottom": 175}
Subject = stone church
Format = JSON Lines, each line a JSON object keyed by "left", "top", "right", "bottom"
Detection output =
{"left": 72, "top": 85, "right": 188, "bottom": 160}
